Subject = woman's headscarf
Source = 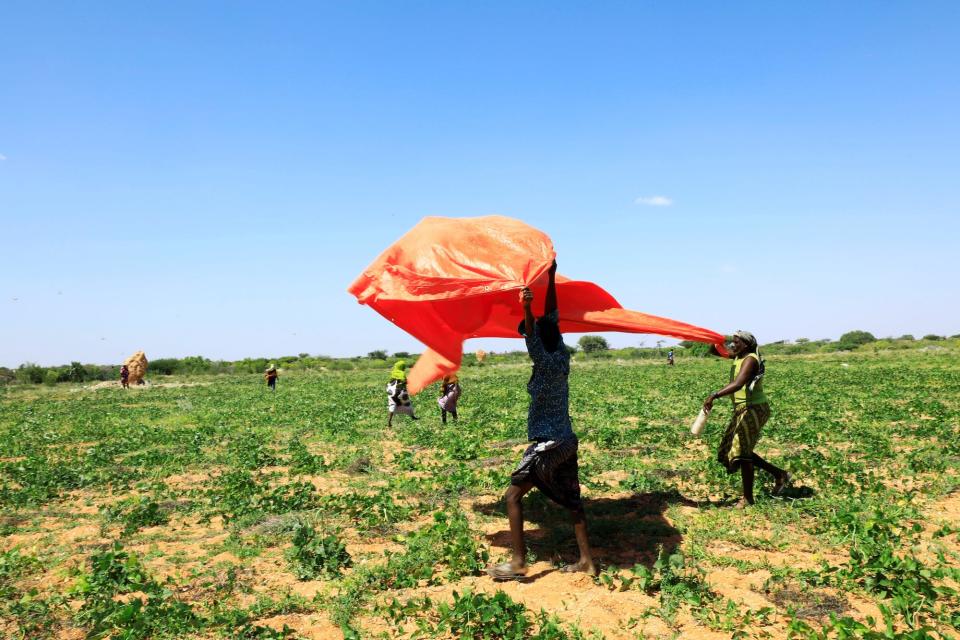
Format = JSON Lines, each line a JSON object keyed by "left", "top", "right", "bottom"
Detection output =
{"left": 443, "top": 372, "right": 459, "bottom": 385}
{"left": 733, "top": 330, "right": 758, "bottom": 350}
{"left": 390, "top": 360, "right": 407, "bottom": 381}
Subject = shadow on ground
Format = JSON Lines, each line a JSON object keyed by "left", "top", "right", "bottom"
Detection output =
{"left": 778, "top": 485, "right": 816, "bottom": 500}
{"left": 474, "top": 490, "right": 695, "bottom": 572}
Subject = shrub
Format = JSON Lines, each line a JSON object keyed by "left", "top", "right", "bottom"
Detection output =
{"left": 68, "top": 361, "right": 87, "bottom": 382}
{"left": 683, "top": 342, "right": 715, "bottom": 357}
{"left": 837, "top": 330, "right": 876, "bottom": 350}
{"left": 150, "top": 358, "right": 180, "bottom": 376}
{"left": 16, "top": 363, "right": 45, "bottom": 384}
{"left": 922, "top": 334, "right": 944, "bottom": 341}
{"left": 180, "top": 356, "right": 212, "bottom": 374}
{"left": 368, "top": 350, "right": 388, "bottom": 360}
{"left": 578, "top": 336, "right": 609, "bottom": 353}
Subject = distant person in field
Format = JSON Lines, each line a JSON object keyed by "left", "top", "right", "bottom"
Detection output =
{"left": 265, "top": 364, "right": 278, "bottom": 391}
{"left": 667, "top": 349, "right": 675, "bottom": 365}
{"left": 703, "top": 331, "right": 790, "bottom": 507}
{"left": 387, "top": 360, "right": 418, "bottom": 426}
{"left": 438, "top": 372, "right": 461, "bottom": 424}
{"left": 120, "top": 364, "right": 130, "bottom": 389}
{"left": 488, "top": 259, "right": 597, "bottom": 580}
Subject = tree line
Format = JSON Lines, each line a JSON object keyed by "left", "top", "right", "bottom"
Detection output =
{"left": 3, "top": 330, "right": 957, "bottom": 385}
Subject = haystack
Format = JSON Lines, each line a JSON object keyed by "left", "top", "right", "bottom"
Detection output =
{"left": 124, "top": 351, "right": 148, "bottom": 385}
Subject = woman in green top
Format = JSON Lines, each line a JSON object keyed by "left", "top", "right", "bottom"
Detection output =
{"left": 703, "top": 331, "right": 790, "bottom": 507}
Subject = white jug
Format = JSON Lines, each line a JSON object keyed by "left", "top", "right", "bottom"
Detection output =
{"left": 690, "top": 407, "right": 711, "bottom": 436}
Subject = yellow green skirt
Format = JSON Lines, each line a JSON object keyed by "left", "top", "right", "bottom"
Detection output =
{"left": 717, "top": 403, "right": 770, "bottom": 472}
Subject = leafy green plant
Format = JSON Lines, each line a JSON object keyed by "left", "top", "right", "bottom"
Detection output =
{"left": 229, "top": 430, "right": 279, "bottom": 469}
{"left": 102, "top": 496, "right": 169, "bottom": 535}
{"left": 286, "top": 523, "right": 351, "bottom": 580}
{"left": 437, "top": 589, "right": 530, "bottom": 639}
{"left": 287, "top": 437, "right": 327, "bottom": 474}
{"left": 320, "top": 487, "right": 413, "bottom": 530}
{"left": 71, "top": 543, "right": 200, "bottom": 639}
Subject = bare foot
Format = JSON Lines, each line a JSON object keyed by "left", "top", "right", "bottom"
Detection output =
{"left": 561, "top": 559, "right": 598, "bottom": 576}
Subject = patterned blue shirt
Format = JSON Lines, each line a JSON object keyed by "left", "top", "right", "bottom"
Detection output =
{"left": 525, "top": 310, "right": 575, "bottom": 442}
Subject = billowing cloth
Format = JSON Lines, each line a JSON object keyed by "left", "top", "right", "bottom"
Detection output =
{"left": 717, "top": 403, "right": 771, "bottom": 472}
{"left": 349, "top": 216, "right": 729, "bottom": 394}
{"left": 390, "top": 360, "right": 407, "bottom": 382}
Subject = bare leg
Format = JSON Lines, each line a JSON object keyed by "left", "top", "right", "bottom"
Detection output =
{"left": 388, "top": 412, "right": 394, "bottom": 428}
{"left": 738, "top": 460, "right": 755, "bottom": 506}
{"left": 505, "top": 482, "right": 533, "bottom": 569}
{"left": 753, "top": 453, "right": 790, "bottom": 493}
{"left": 751, "top": 453, "right": 785, "bottom": 479}
{"left": 451, "top": 409, "right": 458, "bottom": 422}
{"left": 441, "top": 409, "right": 447, "bottom": 425}
{"left": 563, "top": 509, "right": 597, "bottom": 575}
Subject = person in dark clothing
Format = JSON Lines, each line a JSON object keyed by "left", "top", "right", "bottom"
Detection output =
{"left": 487, "top": 260, "right": 596, "bottom": 580}
{"left": 265, "top": 364, "right": 278, "bottom": 391}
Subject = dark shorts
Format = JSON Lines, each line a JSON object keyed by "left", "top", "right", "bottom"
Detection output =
{"left": 511, "top": 437, "right": 582, "bottom": 511}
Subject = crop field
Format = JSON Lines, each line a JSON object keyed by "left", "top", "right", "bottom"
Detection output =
{"left": 1, "top": 349, "right": 959, "bottom": 639}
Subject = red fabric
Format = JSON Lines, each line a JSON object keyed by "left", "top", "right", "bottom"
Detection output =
{"left": 348, "top": 216, "right": 728, "bottom": 394}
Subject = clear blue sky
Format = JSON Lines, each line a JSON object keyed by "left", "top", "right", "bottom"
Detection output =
{"left": 2, "top": 2, "right": 958, "bottom": 367}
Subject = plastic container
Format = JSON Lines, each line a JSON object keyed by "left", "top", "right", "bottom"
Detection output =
{"left": 690, "top": 407, "right": 711, "bottom": 436}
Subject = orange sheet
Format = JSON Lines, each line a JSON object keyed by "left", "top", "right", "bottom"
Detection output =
{"left": 348, "top": 216, "right": 728, "bottom": 394}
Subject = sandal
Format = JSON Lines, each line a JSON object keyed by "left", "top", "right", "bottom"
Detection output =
{"left": 486, "top": 562, "right": 528, "bottom": 581}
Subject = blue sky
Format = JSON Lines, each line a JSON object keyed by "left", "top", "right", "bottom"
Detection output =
{"left": 2, "top": 2, "right": 958, "bottom": 367}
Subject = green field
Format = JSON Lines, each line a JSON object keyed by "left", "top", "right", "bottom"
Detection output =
{"left": 1, "top": 349, "right": 959, "bottom": 639}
